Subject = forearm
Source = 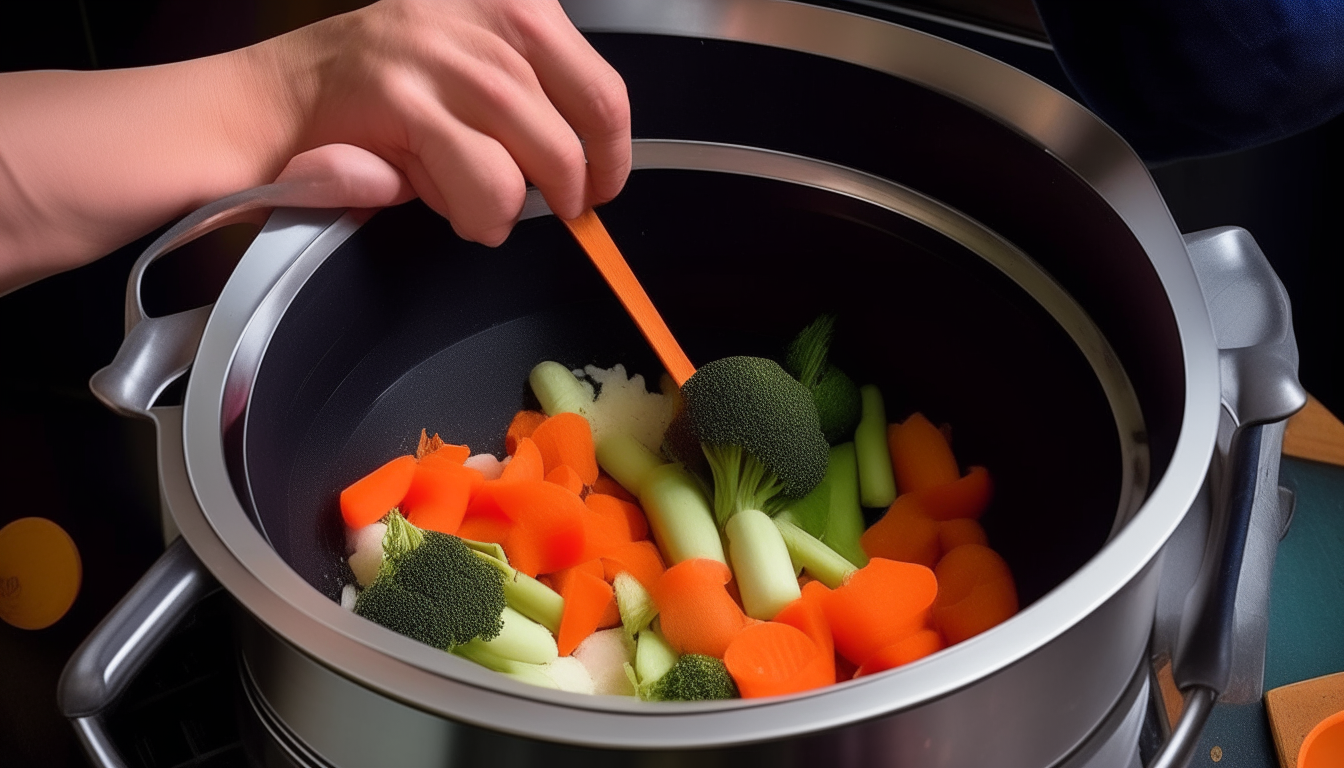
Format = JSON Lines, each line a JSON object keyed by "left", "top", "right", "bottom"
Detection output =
{"left": 0, "top": 41, "right": 311, "bottom": 292}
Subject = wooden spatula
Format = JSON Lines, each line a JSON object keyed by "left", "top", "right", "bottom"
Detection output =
{"left": 563, "top": 208, "right": 696, "bottom": 386}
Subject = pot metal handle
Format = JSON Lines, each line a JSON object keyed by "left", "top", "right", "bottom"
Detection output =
{"left": 1145, "top": 227, "right": 1306, "bottom": 768}
{"left": 57, "top": 537, "right": 221, "bottom": 768}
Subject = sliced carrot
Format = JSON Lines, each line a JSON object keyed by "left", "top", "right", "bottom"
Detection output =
{"left": 724, "top": 621, "right": 833, "bottom": 698}
{"left": 500, "top": 437, "right": 545, "bottom": 483}
{"left": 505, "top": 410, "right": 548, "bottom": 456}
{"left": 454, "top": 514, "right": 513, "bottom": 546}
{"left": 774, "top": 580, "right": 834, "bottom": 659}
{"left": 415, "top": 428, "right": 445, "bottom": 460}
{"left": 918, "top": 466, "right": 993, "bottom": 521}
{"left": 938, "top": 518, "right": 988, "bottom": 557}
{"left": 585, "top": 493, "right": 648, "bottom": 543}
{"left": 600, "top": 540, "right": 666, "bottom": 591}
{"left": 591, "top": 472, "right": 638, "bottom": 503}
{"left": 933, "top": 544, "right": 1018, "bottom": 645}
{"left": 859, "top": 497, "right": 941, "bottom": 568}
{"left": 463, "top": 479, "right": 587, "bottom": 576}
{"left": 339, "top": 455, "right": 417, "bottom": 529}
{"left": 651, "top": 558, "right": 749, "bottom": 658}
{"left": 888, "top": 413, "right": 960, "bottom": 494}
{"left": 530, "top": 412, "right": 599, "bottom": 485}
{"left": 558, "top": 570, "right": 616, "bottom": 655}
{"left": 854, "top": 629, "right": 944, "bottom": 677}
{"left": 545, "top": 464, "right": 585, "bottom": 496}
{"left": 548, "top": 559, "right": 619, "bottom": 628}
{"left": 823, "top": 558, "right": 938, "bottom": 666}
{"left": 401, "top": 458, "right": 483, "bottom": 535}
{"left": 425, "top": 442, "right": 470, "bottom": 464}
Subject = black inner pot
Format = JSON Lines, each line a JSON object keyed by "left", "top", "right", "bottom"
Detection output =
{"left": 239, "top": 168, "right": 1123, "bottom": 612}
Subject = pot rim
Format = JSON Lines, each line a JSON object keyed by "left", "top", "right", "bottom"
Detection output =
{"left": 169, "top": 0, "right": 1219, "bottom": 749}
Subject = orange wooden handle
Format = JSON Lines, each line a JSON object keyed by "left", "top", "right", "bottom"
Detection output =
{"left": 563, "top": 208, "right": 696, "bottom": 386}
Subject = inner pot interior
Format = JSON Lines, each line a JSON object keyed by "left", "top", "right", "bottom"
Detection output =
{"left": 238, "top": 167, "right": 1126, "bottom": 619}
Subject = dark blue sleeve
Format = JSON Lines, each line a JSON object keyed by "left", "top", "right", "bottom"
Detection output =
{"left": 1033, "top": 0, "right": 1344, "bottom": 162}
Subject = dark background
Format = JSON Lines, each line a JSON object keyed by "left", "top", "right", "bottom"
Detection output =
{"left": 1, "top": 1, "right": 1340, "bottom": 766}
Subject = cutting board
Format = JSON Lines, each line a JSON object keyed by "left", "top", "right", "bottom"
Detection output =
{"left": 1265, "top": 671, "right": 1344, "bottom": 767}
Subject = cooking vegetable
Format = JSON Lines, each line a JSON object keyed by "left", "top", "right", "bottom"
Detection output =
{"left": 675, "top": 356, "right": 830, "bottom": 526}
{"left": 347, "top": 521, "right": 388, "bottom": 587}
{"left": 505, "top": 410, "right": 548, "bottom": 455}
{"left": 470, "top": 548, "right": 564, "bottom": 635}
{"left": 613, "top": 570, "right": 658, "bottom": 641}
{"left": 353, "top": 512, "right": 507, "bottom": 649}
{"left": 783, "top": 315, "right": 862, "bottom": 445}
{"left": 454, "top": 605, "right": 559, "bottom": 666}
{"left": 914, "top": 466, "right": 994, "bottom": 521}
{"left": 774, "top": 519, "right": 859, "bottom": 589}
{"left": 462, "top": 479, "right": 588, "bottom": 576}
{"left": 854, "top": 629, "right": 944, "bottom": 678}
{"left": 932, "top": 544, "right": 1018, "bottom": 645}
{"left": 402, "top": 455, "right": 483, "bottom": 535}
{"left": 859, "top": 497, "right": 941, "bottom": 569}
{"left": 777, "top": 442, "right": 869, "bottom": 568}
{"left": 500, "top": 437, "right": 546, "bottom": 483}
{"left": 938, "top": 518, "right": 989, "bottom": 555}
{"left": 545, "top": 464, "right": 585, "bottom": 495}
{"left": 643, "top": 654, "right": 738, "bottom": 702}
{"left": 578, "top": 363, "right": 677, "bottom": 453}
{"left": 888, "top": 413, "right": 960, "bottom": 494}
{"left": 723, "top": 621, "right": 832, "bottom": 698}
{"left": 340, "top": 455, "right": 418, "bottom": 529}
{"left": 572, "top": 627, "right": 638, "bottom": 696}
{"left": 632, "top": 629, "right": 679, "bottom": 694}
{"left": 557, "top": 567, "right": 617, "bottom": 655}
{"left": 854, "top": 386, "right": 896, "bottom": 508}
{"left": 651, "top": 558, "right": 749, "bottom": 657}
{"left": 529, "top": 361, "right": 594, "bottom": 416}
{"left": 531, "top": 412, "right": 599, "bottom": 485}
{"left": 599, "top": 540, "right": 666, "bottom": 591}
{"left": 725, "top": 508, "right": 800, "bottom": 620}
{"left": 774, "top": 580, "right": 834, "bottom": 661}
{"left": 823, "top": 558, "right": 938, "bottom": 666}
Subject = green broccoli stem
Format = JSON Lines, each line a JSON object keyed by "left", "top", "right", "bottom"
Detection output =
{"left": 464, "top": 606, "right": 558, "bottom": 665}
{"left": 529, "top": 361, "right": 593, "bottom": 416}
{"left": 819, "top": 442, "right": 870, "bottom": 567}
{"left": 855, "top": 385, "right": 897, "bottom": 508}
{"left": 703, "top": 443, "right": 785, "bottom": 528}
{"left": 774, "top": 519, "right": 859, "bottom": 589}
{"left": 725, "top": 509, "right": 802, "bottom": 620}
{"left": 472, "top": 550, "right": 564, "bottom": 635}
{"left": 453, "top": 643, "right": 562, "bottom": 690}
{"left": 597, "top": 432, "right": 725, "bottom": 565}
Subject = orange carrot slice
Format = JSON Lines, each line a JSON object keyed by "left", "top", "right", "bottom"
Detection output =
{"left": 585, "top": 493, "right": 648, "bottom": 543}
{"left": 545, "top": 464, "right": 585, "bottom": 496}
{"left": 859, "top": 497, "right": 940, "bottom": 568}
{"left": 823, "top": 558, "right": 938, "bottom": 666}
{"left": 402, "top": 458, "right": 483, "bottom": 535}
{"left": 724, "top": 621, "right": 833, "bottom": 698}
{"left": 530, "top": 412, "right": 599, "bottom": 485}
{"left": 938, "top": 518, "right": 988, "bottom": 557}
{"left": 933, "top": 544, "right": 1018, "bottom": 645}
{"left": 854, "top": 629, "right": 945, "bottom": 677}
{"left": 888, "top": 414, "right": 960, "bottom": 494}
{"left": 918, "top": 466, "right": 993, "bottom": 521}
{"left": 600, "top": 540, "right": 666, "bottom": 590}
{"left": 591, "top": 472, "right": 637, "bottom": 503}
{"left": 558, "top": 569, "right": 616, "bottom": 655}
{"left": 500, "top": 437, "right": 545, "bottom": 483}
{"left": 463, "top": 480, "right": 587, "bottom": 576}
{"left": 774, "top": 580, "right": 834, "bottom": 660}
{"left": 651, "top": 558, "right": 749, "bottom": 658}
{"left": 339, "top": 455, "right": 417, "bottom": 529}
{"left": 505, "top": 410, "right": 548, "bottom": 456}
{"left": 835, "top": 653, "right": 859, "bottom": 682}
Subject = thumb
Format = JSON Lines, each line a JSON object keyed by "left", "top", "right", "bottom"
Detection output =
{"left": 270, "top": 144, "right": 417, "bottom": 209}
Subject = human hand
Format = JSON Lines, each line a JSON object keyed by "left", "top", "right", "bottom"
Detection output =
{"left": 261, "top": 0, "right": 632, "bottom": 245}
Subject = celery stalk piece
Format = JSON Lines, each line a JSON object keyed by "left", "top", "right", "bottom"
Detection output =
{"left": 634, "top": 629, "right": 679, "bottom": 691}
{"left": 725, "top": 509, "right": 802, "bottom": 620}
{"left": 472, "top": 550, "right": 564, "bottom": 635}
{"left": 613, "top": 572, "right": 658, "bottom": 642}
{"left": 640, "top": 463, "right": 726, "bottom": 565}
{"left": 819, "top": 442, "right": 870, "bottom": 567}
{"left": 775, "top": 519, "right": 859, "bottom": 588}
{"left": 855, "top": 385, "right": 896, "bottom": 508}
{"left": 779, "top": 472, "right": 832, "bottom": 539}
{"left": 595, "top": 432, "right": 664, "bottom": 495}
{"left": 529, "top": 361, "right": 594, "bottom": 416}
{"left": 461, "top": 538, "right": 508, "bottom": 564}
{"left": 472, "top": 606, "right": 558, "bottom": 665}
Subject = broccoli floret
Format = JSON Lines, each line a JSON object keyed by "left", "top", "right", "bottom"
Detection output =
{"left": 784, "top": 315, "right": 862, "bottom": 445}
{"left": 677, "top": 356, "right": 830, "bottom": 526}
{"left": 354, "top": 512, "right": 506, "bottom": 649}
{"left": 644, "top": 654, "right": 739, "bottom": 702}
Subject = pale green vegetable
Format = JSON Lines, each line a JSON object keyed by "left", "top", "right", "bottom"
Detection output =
{"left": 471, "top": 550, "right": 564, "bottom": 635}
{"left": 819, "top": 442, "right": 869, "bottom": 567}
{"left": 725, "top": 509, "right": 801, "bottom": 620}
{"left": 529, "top": 361, "right": 594, "bottom": 416}
{"left": 461, "top": 606, "right": 557, "bottom": 665}
{"left": 639, "top": 463, "right": 726, "bottom": 565}
{"left": 855, "top": 385, "right": 896, "bottom": 508}
{"left": 775, "top": 519, "right": 859, "bottom": 589}
{"left": 633, "top": 628, "right": 679, "bottom": 692}
{"left": 613, "top": 571, "right": 658, "bottom": 642}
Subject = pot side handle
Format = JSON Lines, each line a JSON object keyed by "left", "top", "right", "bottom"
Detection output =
{"left": 88, "top": 184, "right": 303, "bottom": 419}
{"left": 57, "top": 537, "right": 221, "bottom": 768}
{"left": 1146, "top": 226, "right": 1306, "bottom": 768}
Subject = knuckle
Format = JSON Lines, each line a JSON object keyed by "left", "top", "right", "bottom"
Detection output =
{"left": 581, "top": 68, "right": 630, "bottom": 133}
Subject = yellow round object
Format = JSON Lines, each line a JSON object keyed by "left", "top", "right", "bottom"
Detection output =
{"left": 0, "top": 517, "right": 82, "bottom": 630}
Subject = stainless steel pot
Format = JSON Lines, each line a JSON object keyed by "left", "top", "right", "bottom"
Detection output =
{"left": 59, "top": 2, "right": 1307, "bottom": 767}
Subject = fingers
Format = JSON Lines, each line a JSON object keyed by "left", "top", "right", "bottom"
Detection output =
{"left": 404, "top": 113, "right": 527, "bottom": 247}
{"left": 506, "top": 4, "right": 632, "bottom": 206}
